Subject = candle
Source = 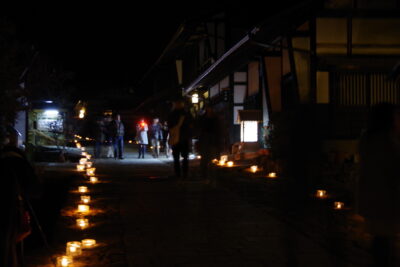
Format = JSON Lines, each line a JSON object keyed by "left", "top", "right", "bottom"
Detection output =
{"left": 78, "top": 186, "right": 88, "bottom": 193}
{"left": 334, "top": 201, "right": 344, "bottom": 210}
{"left": 128, "top": 140, "right": 133, "bottom": 144}
{"left": 267, "top": 172, "right": 277, "bottom": 178}
{"left": 81, "top": 239, "right": 96, "bottom": 249}
{"left": 86, "top": 161, "right": 93, "bottom": 168}
{"left": 81, "top": 195, "right": 91, "bottom": 204}
{"left": 89, "top": 176, "right": 98, "bottom": 183}
{"left": 76, "top": 143, "right": 81, "bottom": 148}
{"left": 212, "top": 159, "right": 218, "bottom": 164}
{"left": 66, "top": 241, "right": 82, "bottom": 257}
{"left": 76, "top": 164, "right": 85, "bottom": 172}
{"left": 82, "top": 152, "right": 88, "bottom": 157}
{"left": 79, "top": 158, "right": 87, "bottom": 165}
{"left": 86, "top": 168, "right": 95, "bottom": 176}
{"left": 77, "top": 204, "right": 90, "bottom": 214}
{"left": 56, "top": 256, "right": 73, "bottom": 267}
{"left": 76, "top": 218, "right": 89, "bottom": 230}
{"left": 250, "top": 165, "right": 258, "bottom": 173}
{"left": 81, "top": 147, "right": 85, "bottom": 151}
{"left": 227, "top": 161, "right": 234, "bottom": 167}
{"left": 218, "top": 160, "right": 226, "bottom": 166}
{"left": 197, "top": 155, "right": 202, "bottom": 159}
{"left": 86, "top": 154, "right": 92, "bottom": 160}
{"left": 316, "top": 190, "right": 327, "bottom": 199}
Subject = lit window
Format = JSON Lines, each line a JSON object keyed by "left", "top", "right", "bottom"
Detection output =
{"left": 241, "top": 121, "right": 258, "bottom": 142}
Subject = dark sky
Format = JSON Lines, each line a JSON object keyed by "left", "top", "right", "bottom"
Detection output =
{"left": 6, "top": 1, "right": 299, "bottom": 95}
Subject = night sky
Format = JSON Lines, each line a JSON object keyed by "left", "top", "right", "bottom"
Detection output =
{"left": 5, "top": 1, "right": 298, "bottom": 99}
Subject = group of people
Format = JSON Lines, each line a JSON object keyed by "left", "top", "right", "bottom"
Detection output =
{"left": 135, "top": 118, "right": 169, "bottom": 159}
{"left": 94, "top": 114, "right": 125, "bottom": 159}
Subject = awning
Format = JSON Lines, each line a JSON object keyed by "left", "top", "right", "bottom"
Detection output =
{"left": 183, "top": 0, "right": 321, "bottom": 95}
{"left": 237, "top": 110, "right": 263, "bottom": 122}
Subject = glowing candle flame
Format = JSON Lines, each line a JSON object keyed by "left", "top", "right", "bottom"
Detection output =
{"left": 66, "top": 241, "right": 82, "bottom": 256}
{"left": 79, "top": 158, "right": 87, "bottom": 165}
{"left": 227, "top": 161, "right": 234, "bottom": 167}
{"left": 86, "top": 161, "right": 93, "bottom": 168}
{"left": 78, "top": 186, "right": 88, "bottom": 193}
{"left": 250, "top": 165, "right": 258, "bottom": 173}
{"left": 76, "top": 218, "right": 89, "bottom": 229}
{"left": 334, "top": 201, "right": 344, "bottom": 210}
{"left": 56, "top": 256, "right": 73, "bottom": 267}
{"left": 90, "top": 177, "right": 98, "bottom": 183}
{"left": 77, "top": 204, "right": 90, "bottom": 214}
{"left": 76, "top": 164, "right": 85, "bottom": 172}
{"left": 81, "top": 195, "right": 91, "bottom": 204}
{"left": 267, "top": 172, "right": 277, "bottom": 178}
{"left": 316, "top": 190, "right": 327, "bottom": 199}
{"left": 86, "top": 168, "right": 95, "bottom": 176}
{"left": 82, "top": 239, "right": 96, "bottom": 248}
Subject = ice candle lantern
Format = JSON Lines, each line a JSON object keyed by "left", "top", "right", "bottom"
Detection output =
{"left": 66, "top": 241, "right": 82, "bottom": 257}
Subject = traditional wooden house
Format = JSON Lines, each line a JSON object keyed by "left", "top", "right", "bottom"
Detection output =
{"left": 183, "top": 0, "right": 400, "bottom": 161}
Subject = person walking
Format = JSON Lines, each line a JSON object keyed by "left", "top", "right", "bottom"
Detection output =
{"left": 0, "top": 126, "right": 40, "bottom": 267}
{"left": 197, "top": 106, "right": 221, "bottom": 184}
{"left": 110, "top": 114, "right": 125, "bottom": 159}
{"left": 93, "top": 117, "right": 105, "bottom": 159}
{"left": 358, "top": 103, "right": 400, "bottom": 267}
{"left": 149, "top": 118, "right": 163, "bottom": 158}
{"left": 162, "top": 121, "right": 170, "bottom": 158}
{"left": 136, "top": 120, "right": 148, "bottom": 159}
{"left": 167, "top": 99, "right": 193, "bottom": 179}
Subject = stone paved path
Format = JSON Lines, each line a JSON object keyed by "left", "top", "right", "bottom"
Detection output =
{"left": 95, "top": 156, "right": 340, "bottom": 267}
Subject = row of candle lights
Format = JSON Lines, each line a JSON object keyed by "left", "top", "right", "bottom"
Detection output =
{"left": 56, "top": 143, "right": 99, "bottom": 266}
{"left": 214, "top": 155, "right": 345, "bottom": 210}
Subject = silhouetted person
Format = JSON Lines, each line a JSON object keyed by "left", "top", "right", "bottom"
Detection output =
{"left": 358, "top": 103, "right": 400, "bottom": 267}
{"left": 197, "top": 106, "right": 221, "bottom": 184}
{"left": 162, "top": 121, "right": 170, "bottom": 158}
{"left": 94, "top": 117, "right": 105, "bottom": 158}
{"left": 149, "top": 118, "right": 163, "bottom": 158}
{"left": 0, "top": 126, "right": 40, "bottom": 267}
{"left": 167, "top": 100, "right": 192, "bottom": 179}
{"left": 110, "top": 114, "right": 125, "bottom": 159}
{"left": 136, "top": 120, "right": 148, "bottom": 159}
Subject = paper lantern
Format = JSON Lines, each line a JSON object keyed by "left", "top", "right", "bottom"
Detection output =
{"left": 86, "top": 161, "right": 93, "bottom": 168}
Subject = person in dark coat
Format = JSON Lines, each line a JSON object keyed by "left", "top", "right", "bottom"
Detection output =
{"left": 197, "top": 106, "right": 222, "bottom": 183}
{"left": 167, "top": 100, "right": 193, "bottom": 179}
{"left": 149, "top": 118, "right": 163, "bottom": 158}
{"left": 94, "top": 117, "right": 105, "bottom": 158}
{"left": 0, "top": 126, "right": 40, "bottom": 267}
{"left": 110, "top": 114, "right": 125, "bottom": 159}
{"left": 358, "top": 103, "right": 400, "bottom": 267}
